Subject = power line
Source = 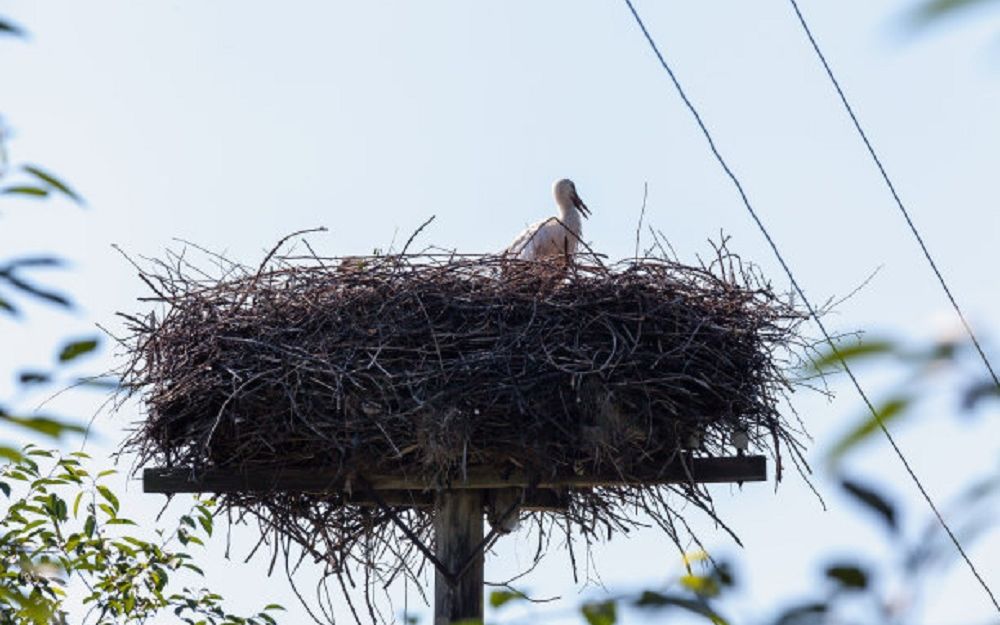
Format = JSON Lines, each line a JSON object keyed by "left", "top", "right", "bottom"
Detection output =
{"left": 786, "top": 0, "right": 1000, "bottom": 392}
{"left": 620, "top": 0, "right": 1000, "bottom": 613}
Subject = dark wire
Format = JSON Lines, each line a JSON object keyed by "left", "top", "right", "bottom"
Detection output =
{"left": 620, "top": 0, "right": 1000, "bottom": 613}
{"left": 786, "top": 0, "right": 1000, "bottom": 392}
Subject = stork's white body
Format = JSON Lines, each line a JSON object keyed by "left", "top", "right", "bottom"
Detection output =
{"left": 506, "top": 214, "right": 582, "bottom": 261}
{"left": 506, "top": 179, "right": 589, "bottom": 261}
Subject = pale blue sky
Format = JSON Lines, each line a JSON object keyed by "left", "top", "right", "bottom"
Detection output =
{"left": 2, "top": 1, "right": 999, "bottom": 623}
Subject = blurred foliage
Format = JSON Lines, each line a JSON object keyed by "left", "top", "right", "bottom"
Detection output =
{"left": 1, "top": 9, "right": 92, "bottom": 460}
{"left": 771, "top": 334, "right": 997, "bottom": 623}
{"left": 0, "top": 18, "right": 25, "bottom": 38}
{"left": 839, "top": 478, "right": 899, "bottom": 535}
{"left": 0, "top": 446, "right": 283, "bottom": 625}
{"left": 485, "top": 554, "right": 733, "bottom": 625}
{"left": 819, "top": 334, "right": 997, "bottom": 468}
{"left": 1, "top": 12, "right": 283, "bottom": 624}
{"left": 0, "top": 257, "right": 72, "bottom": 315}
{"left": 911, "top": 0, "right": 1000, "bottom": 25}
{"left": 0, "top": 165, "right": 83, "bottom": 206}
{"left": 0, "top": 329, "right": 98, "bottom": 462}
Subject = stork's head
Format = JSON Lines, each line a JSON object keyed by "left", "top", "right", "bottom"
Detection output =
{"left": 553, "top": 178, "right": 590, "bottom": 218}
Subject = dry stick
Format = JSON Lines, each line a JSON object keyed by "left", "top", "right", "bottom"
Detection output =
{"left": 634, "top": 181, "right": 649, "bottom": 261}
{"left": 255, "top": 227, "right": 329, "bottom": 279}
{"left": 201, "top": 371, "right": 270, "bottom": 457}
{"left": 334, "top": 566, "right": 365, "bottom": 625}
{"left": 282, "top": 540, "right": 328, "bottom": 625}
{"left": 400, "top": 215, "right": 437, "bottom": 257}
{"left": 451, "top": 489, "right": 527, "bottom": 582}
{"left": 234, "top": 226, "right": 328, "bottom": 310}
{"left": 359, "top": 478, "right": 456, "bottom": 583}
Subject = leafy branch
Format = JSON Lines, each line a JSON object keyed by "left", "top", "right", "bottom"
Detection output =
{"left": 0, "top": 446, "right": 283, "bottom": 625}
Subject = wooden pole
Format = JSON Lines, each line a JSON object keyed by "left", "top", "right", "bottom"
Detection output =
{"left": 434, "top": 490, "right": 484, "bottom": 625}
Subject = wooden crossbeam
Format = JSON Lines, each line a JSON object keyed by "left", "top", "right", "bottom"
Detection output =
{"left": 142, "top": 455, "right": 766, "bottom": 496}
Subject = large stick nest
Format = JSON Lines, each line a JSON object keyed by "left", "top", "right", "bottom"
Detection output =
{"left": 119, "top": 238, "right": 809, "bottom": 619}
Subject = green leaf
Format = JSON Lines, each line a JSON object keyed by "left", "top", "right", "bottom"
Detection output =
{"left": 0, "top": 480, "right": 10, "bottom": 497}
{"left": 151, "top": 566, "right": 168, "bottom": 591}
{"left": 810, "top": 339, "right": 896, "bottom": 373}
{"left": 0, "top": 295, "right": 18, "bottom": 316}
{"left": 58, "top": 338, "right": 99, "bottom": 363}
{"left": 581, "top": 600, "right": 617, "bottom": 625}
{"left": 23, "top": 165, "right": 84, "bottom": 205}
{"left": 489, "top": 589, "right": 526, "bottom": 608}
{"left": 962, "top": 379, "right": 1000, "bottom": 411}
{"left": 64, "top": 534, "right": 81, "bottom": 552}
{"left": 0, "top": 273, "right": 72, "bottom": 308}
{"left": 774, "top": 602, "right": 828, "bottom": 625}
{"left": 181, "top": 562, "right": 204, "bottom": 575}
{"left": 634, "top": 591, "right": 729, "bottom": 624}
{"left": 840, "top": 479, "right": 899, "bottom": 534}
{"left": 911, "top": 0, "right": 999, "bottom": 24}
{"left": 197, "top": 513, "right": 213, "bottom": 537}
{"left": 825, "top": 564, "right": 869, "bottom": 590}
{"left": 2, "top": 414, "right": 86, "bottom": 439}
{"left": 827, "top": 396, "right": 911, "bottom": 464}
{"left": 680, "top": 574, "right": 720, "bottom": 598}
{"left": 18, "top": 371, "right": 51, "bottom": 385}
{"left": 72, "top": 491, "right": 84, "bottom": 517}
{"left": 712, "top": 562, "right": 735, "bottom": 587}
{"left": 47, "top": 492, "right": 68, "bottom": 520}
{"left": 5, "top": 256, "right": 64, "bottom": 269}
{"left": 96, "top": 485, "right": 119, "bottom": 513}
{"left": 1, "top": 185, "right": 49, "bottom": 198}
{"left": 84, "top": 514, "right": 96, "bottom": 537}
{"left": 0, "top": 446, "right": 22, "bottom": 463}
{"left": 0, "top": 18, "right": 27, "bottom": 37}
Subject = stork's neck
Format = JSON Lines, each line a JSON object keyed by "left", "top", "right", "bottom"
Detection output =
{"left": 555, "top": 198, "right": 582, "bottom": 234}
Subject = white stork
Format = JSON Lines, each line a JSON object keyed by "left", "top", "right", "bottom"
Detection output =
{"left": 506, "top": 178, "right": 590, "bottom": 262}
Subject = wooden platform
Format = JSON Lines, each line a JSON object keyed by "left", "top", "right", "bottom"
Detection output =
{"left": 143, "top": 454, "right": 766, "bottom": 495}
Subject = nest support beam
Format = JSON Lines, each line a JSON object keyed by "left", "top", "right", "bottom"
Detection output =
{"left": 142, "top": 454, "right": 767, "bottom": 496}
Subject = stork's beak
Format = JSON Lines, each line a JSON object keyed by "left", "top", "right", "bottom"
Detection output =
{"left": 574, "top": 193, "right": 591, "bottom": 219}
